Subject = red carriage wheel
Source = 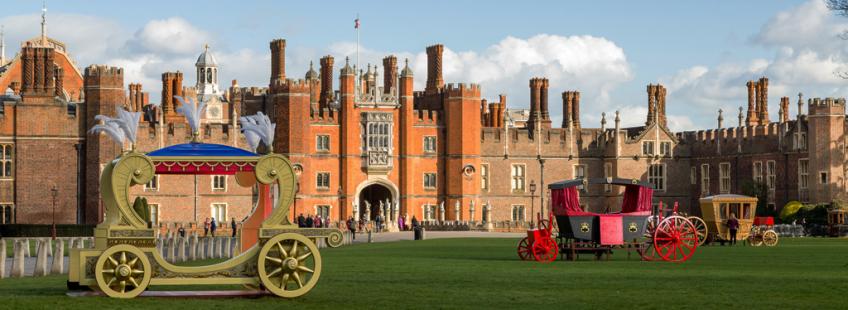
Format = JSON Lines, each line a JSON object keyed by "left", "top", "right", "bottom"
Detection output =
{"left": 517, "top": 237, "right": 532, "bottom": 261}
{"left": 652, "top": 215, "right": 698, "bottom": 262}
{"left": 532, "top": 238, "right": 558, "bottom": 262}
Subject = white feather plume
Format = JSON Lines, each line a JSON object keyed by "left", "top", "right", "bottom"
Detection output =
{"left": 239, "top": 112, "right": 276, "bottom": 152}
{"left": 88, "top": 118, "right": 126, "bottom": 146}
{"left": 174, "top": 95, "right": 207, "bottom": 134}
{"left": 115, "top": 107, "right": 142, "bottom": 143}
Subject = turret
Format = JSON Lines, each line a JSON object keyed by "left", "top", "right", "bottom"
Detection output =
{"left": 84, "top": 65, "right": 125, "bottom": 224}
{"left": 270, "top": 39, "right": 286, "bottom": 86}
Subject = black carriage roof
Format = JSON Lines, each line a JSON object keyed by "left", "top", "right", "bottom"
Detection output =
{"left": 547, "top": 177, "right": 653, "bottom": 190}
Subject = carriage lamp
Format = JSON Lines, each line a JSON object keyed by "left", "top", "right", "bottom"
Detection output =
{"left": 530, "top": 180, "right": 537, "bottom": 228}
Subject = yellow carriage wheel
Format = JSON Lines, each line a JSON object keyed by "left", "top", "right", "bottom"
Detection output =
{"left": 762, "top": 230, "right": 779, "bottom": 247}
{"left": 258, "top": 233, "right": 322, "bottom": 298}
{"left": 687, "top": 216, "right": 709, "bottom": 246}
{"left": 94, "top": 244, "right": 152, "bottom": 298}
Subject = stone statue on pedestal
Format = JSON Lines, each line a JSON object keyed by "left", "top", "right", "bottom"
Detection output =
{"left": 454, "top": 200, "right": 461, "bottom": 222}
{"left": 439, "top": 201, "right": 445, "bottom": 223}
{"left": 469, "top": 200, "right": 476, "bottom": 223}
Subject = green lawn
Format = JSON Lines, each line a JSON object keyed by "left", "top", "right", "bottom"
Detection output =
{"left": 1, "top": 237, "right": 847, "bottom": 309}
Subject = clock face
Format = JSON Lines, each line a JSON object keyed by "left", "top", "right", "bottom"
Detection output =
{"left": 208, "top": 106, "right": 221, "bottom": 118}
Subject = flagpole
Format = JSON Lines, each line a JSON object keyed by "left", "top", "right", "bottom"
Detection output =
{"left": 356, "top": 13, "right": 360, "bottom": 98}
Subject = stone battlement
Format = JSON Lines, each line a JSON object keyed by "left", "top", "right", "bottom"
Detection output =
{"left": 445, "top": 83, "right": 481, "bottom": 98}
{"left": 84, "top": 65, "right": 123, "bottom": 78}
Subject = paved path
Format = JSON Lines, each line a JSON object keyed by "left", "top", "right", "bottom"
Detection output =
{"left": 348, "top": 231, "right": 522, "bottom": 244}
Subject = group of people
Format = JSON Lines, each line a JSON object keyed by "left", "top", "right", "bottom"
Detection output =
{"left": 344, "top": 215, "right": 420, "bottom": 240}
{"left": 296, "top": 213, "right": 331, "bottom": 228}
{"left": 202, "top": 217, "right": 238, "bottom": 237}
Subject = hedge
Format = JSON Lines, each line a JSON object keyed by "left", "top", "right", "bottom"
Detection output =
{"left": 0, "top": 224, "right": 95, "bottom": 237}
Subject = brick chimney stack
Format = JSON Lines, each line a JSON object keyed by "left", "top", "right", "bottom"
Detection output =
{"left": 270, "top": 39, "right": 286, "bottom": 87}
{"left": 572, "top": 91, "right": 581, "bottom": 129}
{"left": 319, "top": 55, "right": 334, "bottom": 109}
{"left": 780, "top": 96, "right": 790, "bottom": 123}
{"left": 562, "top": 91, "right": 573, "bottom": 128}
{"left": 746, "top": 80, "right": 758, "bottom": 126}
{"left": 54, "top": 64, "right": 63, "bottom": 98}
{"left": 20, "top": 46, "right": 55, "bottom": 99}
{"left": 425, "top": 44, "right": 444, "bottom": 92}
{"left": 646, "top": 84, "right": 656, "bottom": 126}
{"left": 161, "top": 71, "right": 184, "bottom": 122}
{"left": 528, "top": 78, "right": 543, "bottom": 132}
{"left": 757, "top": 77, "right": 769, "bottom": 125}
{"left": 382, "top": 55, "right": 397, "bottom": 93}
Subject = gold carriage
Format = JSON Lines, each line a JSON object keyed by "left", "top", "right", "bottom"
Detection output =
{"left": 699, "top": 194, "right": 759, "bottom": 245}
{"left": 68, "top": 143, "right": 344, "bottom": 298}
{"left": 828, "top": 208, "right": 847, "bottom": 237}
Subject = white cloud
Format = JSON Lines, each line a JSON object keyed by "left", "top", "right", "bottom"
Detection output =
{"left": 126, "top": 17, "right": 212, "bottom": 55}
{"left": 662, "top": 0, "right": 848, "bottom": 129}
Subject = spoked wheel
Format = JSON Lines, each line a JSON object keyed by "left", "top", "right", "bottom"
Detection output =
{"left": 653, "top": 215, "right": 698, "bottom": 262}
{"left": 762, "top": 230, "right": 779, "bottom": 246}
{"left": 258, "top": 233, "right": 322, "bottom": 298}
{"left": 687, "top": 216, "right": 709, "bottom": 246}
{"left": 531, "top": 238, "right": 558, "bottom": 262}
{"left": 517, "top": 237, "right": 532, "bottom": 261}
{"left": 638, "top": 241, "right": 657, "bottom": 261}
{"left": 639, "top": 216, "right": 658, "bottom": 261}
{"left": 94, "top": 245, "right": 151, "bottom": 298}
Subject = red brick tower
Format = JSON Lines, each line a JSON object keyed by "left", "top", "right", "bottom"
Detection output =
{"left": 444, "top": 83, "right": 481, "bottom": 220}
{"left": 398, "top": 59, "right": 415, "bottom": 216}
{"left": 272, "top": 79, "right": 310, "bottom": 154}
{"left": 339, "top": 58, "right": 360, "bottom": 217}
{"left": 84, "top": 65, "right": 125, "bottom": 224}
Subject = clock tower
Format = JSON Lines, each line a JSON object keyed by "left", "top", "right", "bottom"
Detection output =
{"left": 195, "top": 44, "right": 224, "bottom": 123}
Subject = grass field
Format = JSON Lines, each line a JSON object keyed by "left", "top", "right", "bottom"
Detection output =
{"left": 1, "top": 237, "right": 847, "bottom": 309}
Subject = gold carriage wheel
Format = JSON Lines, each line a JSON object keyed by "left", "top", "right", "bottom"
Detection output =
{"left": 687, "top": 216, "right": 709, "bottom": 246}
{"left": 94, "top": 244, "right": 152, "bottom": 299}
{"left": 762, "top": 230, "right": 779, "bottom": 247}
{"left": 748, "top": 235, "right": 763, "bottom": 247}
{"left": 258, "top": 233, "right": 322, "bottom": 298}
{"left": 326, "top": 230, "right": 344, "bottom": 248}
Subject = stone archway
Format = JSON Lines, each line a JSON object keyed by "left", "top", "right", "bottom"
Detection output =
{"left": 357, "top": 183, "right": 392, "bottom": 221}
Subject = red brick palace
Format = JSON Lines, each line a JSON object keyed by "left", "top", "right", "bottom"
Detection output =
{"left": 0, "top": 17, "right": 842, "bottom": 228}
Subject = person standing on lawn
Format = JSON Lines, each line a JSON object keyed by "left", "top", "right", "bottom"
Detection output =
{"left": 231, "top": 218, "right": 237, "bottom": 237}
{"left": 727, "top": 213, "right": 739, "bottom": 245}
{"left": 347, "top": 217, "right": 356, "bottom": 240}
{"left": 203, "top": 218, "right": 210, "bottom": 236}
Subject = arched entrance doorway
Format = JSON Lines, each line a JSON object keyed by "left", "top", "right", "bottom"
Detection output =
{"left": 358, "top": 183, "right": 392, "bottom": 221}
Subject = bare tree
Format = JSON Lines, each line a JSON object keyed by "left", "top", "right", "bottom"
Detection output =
{"left": 828, "top": 1, "right": 848, "bottom": 78}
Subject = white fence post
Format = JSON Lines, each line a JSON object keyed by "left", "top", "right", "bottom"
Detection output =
{"left": 51, "top": 239, "right": 64, "bottom": 274}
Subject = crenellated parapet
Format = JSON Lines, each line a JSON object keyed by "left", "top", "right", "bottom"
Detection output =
{"left": 808, "top": 97, "right": 846, "bottom": 115}
{"left": 445, "top": 83, "right": 481, "bottom": 98}
{"left": 272, "top": 78, "right": 310, "bottom": 94}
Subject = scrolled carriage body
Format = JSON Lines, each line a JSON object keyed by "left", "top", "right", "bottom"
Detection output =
{"left": 69, "top": 143, "right": 341, "bottom": 298}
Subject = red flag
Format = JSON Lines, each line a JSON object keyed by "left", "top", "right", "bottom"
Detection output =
{"left": 355, "top": 18, "right": 360, "bottom": 29}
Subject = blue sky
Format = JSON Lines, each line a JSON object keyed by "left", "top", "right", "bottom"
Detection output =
{"left": 2, "top": 0, "right": 846, "bottom": 130}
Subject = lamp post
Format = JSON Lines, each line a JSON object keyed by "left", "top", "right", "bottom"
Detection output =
{"left": 51, "top": 187, "right": 58, "bottom": 240}
{"left": 538, "top": 157, "right": 546, "bottom": 220}
{"left": 529, "top": 180, "right": 537, "bottom": 228}
{"left": 337, "top": 186, "right": 344, "bottom": 227}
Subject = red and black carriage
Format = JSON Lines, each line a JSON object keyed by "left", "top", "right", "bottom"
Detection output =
{"left": 518, "top": 178, "right": 699, "bottom": 263}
